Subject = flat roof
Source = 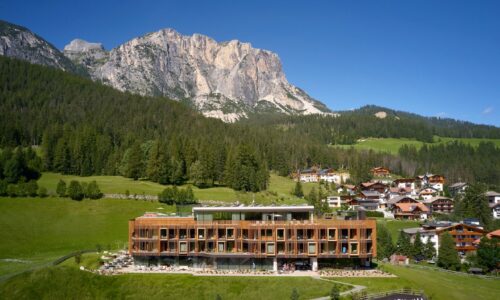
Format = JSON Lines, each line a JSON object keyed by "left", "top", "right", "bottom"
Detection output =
{"left": 192, "top": 205, "right": 314, "bottom": 213}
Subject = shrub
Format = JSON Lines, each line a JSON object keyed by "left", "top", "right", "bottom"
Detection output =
{"left": 7, "top": 184, "right": 17, "bottom": 197}
{"left": 25, "top": 180, "right": 38, "bottom": 197}
{"left": 56, "top": 179, "right": 67, "bottom": 197}
{"left": 67, "top": 180, "right": 84, "bottom": 201}
{"left": 38, "top": 186, "right": 48, "bottom": 197}
{"left": 365, "top": 211, "right": 384, "bottom": 218}
{"left": 86, "top": 181, "right": 102, "bottom": 199}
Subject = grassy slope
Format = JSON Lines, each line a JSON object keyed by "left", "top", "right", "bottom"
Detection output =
{"left": 335, "top": 264, "right": 499, "bottom": 300}
{"left": 377, "top": 219, "right": 421, "bottom": 242}
{"left": 0, "top": 197, "right": 166, "bottom": 276}
{"left": 38, "top": 172, "right": 317, "bottom": 204}
{"left": 334, "top": 136, "right": 500, "bottom": 154}
{"left": 0, "top": 266, "right": 337, "bottom": 300}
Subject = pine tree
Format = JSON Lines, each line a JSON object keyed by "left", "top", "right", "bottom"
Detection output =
{"left": 395, "top": 231, "right": 412, "bottom": 256}
{"left": 476, "top": 237, "right": 500, "bottom": 272}
{"left": 413, "top": 232, "right": 424, "bottom": 258}
{"left": 293, "top": 181, "right": 304, "bottom": 198}
{"left": 423, "top": 236, "right": 436, "bottom": 260}
{"left": 122, "top": 143, "right": 143, "bottom": 180}
{"left": 376, "top": 223, "right": 394, "bottom": 259}
{"left": 146, "top": 140, "right": 163, "bottom": 182}
{"left": 437, "top": 232, "right": 461, "bottom": 270}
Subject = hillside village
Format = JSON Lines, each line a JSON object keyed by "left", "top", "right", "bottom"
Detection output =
{"left": 293, "top": 166, "right": 500, "bottom": 261}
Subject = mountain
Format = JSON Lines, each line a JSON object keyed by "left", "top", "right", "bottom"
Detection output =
{"left": 63, "top": 29, "right": 330, "bottom": 122}
{"left": 0, "top": 20, "right": 81, "bottom": 74}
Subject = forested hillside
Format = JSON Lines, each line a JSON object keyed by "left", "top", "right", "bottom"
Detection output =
{"left": 1, "top": 56, "right": 499, "bottom": 189}
{"left": 244, "top": 106, "right": 500, "bottom": 145}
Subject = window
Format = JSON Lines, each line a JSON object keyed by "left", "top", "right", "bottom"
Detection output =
{"left": 308, "top": 242, "right": 317, "bottom": 255}
{"left": 266, "top": 242, "right": 275, "bottom": 255}
{"left": 197, "top": 228, "right": 205, "bottom": 239}
{"left": 218, "top": 241, "right": 225, "bottom": 252}
{"left": 179, "top": 241, "right": 187, "bottom": 253}
{"left": 328, "top": 229, "right": 336, "bottom": 240}
{"left": 160, "top": 228, "right": 167, "bottom": 239}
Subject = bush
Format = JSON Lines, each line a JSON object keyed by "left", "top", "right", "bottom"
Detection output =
{"left": 365, "top": 211, "right": 384, "bottom": 218}
{"left": 158, "top": 186, "right": 197, "bottom": 205}
{"left": 7, "top": 184, "right": 17, "bottom": 197}
{"left": 0, "top": 180, "right": 7, "bottom": 196}
{"left": 56, "top": 179, "right": 67, "bottom": 197}
{"left": 86, "top": 181, "right": 102, "bottom": 199}
{"left": 38, "top": 186, "right": 48, "bottom": 197}
{"left": 25, "top": 180, "right": 38, "bottom": 197}
{"left": 67, "top": 180, "right": 84, "bottom": 201}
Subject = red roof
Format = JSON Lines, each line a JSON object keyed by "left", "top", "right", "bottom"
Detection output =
{"left": 394, "top": 203, "right": 429, "bottom": 213}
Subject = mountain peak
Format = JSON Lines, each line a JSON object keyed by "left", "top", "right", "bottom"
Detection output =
{"left": 71, "top": 27, "right": 330, "bottom": 121}
{"left": 64, "top": 39, "right": 104, "bottom": 52}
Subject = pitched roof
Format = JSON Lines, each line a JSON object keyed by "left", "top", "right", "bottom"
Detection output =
{"left": 435, "top": 223, "right": 486, "bottom": 234}
{"left": 394, "top": 202, "right": 429, "bottom": 213}
{"left": 361, "top": 190, "right": 381, "bottom": 197}
{"left": 423, "top": 196, "right": 453, "bottom": 204}
{"left": 387, "top": 195, "right": 417, "bottom": 205}
{"left": 486, "top": 191, "right": 500, "bottom": 197}
{"left": 486, "top": 229, "right": 500, "bottom": 239}
{"left": 449, "top": 182, "right": 467, "bottom": 189}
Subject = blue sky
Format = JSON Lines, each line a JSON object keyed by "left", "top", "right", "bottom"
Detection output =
{"left": 2, "top": 0, "right": 499, "bottom": 126}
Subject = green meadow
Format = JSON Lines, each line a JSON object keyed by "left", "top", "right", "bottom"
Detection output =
{"left": 335, "top": 263, "right": 499, "bottom": 300}
{"left": 334, "top": 136, "right": 500, "bottom": 155}
{"left": 38, "top": 172, "right": 318, "bottom": 204}
{"left": 0, "top": 197, "right": 498, "bottom": 299}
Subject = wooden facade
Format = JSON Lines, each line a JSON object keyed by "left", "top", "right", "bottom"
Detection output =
{"left": 437, "top": 224, "right": 485, "bottom": 253}
{"left": 128, "top": 214, "right": 377, "bottom": 263}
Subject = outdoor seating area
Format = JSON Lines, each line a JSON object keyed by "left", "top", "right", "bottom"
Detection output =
{"left": 319, "top": 268, "right": 395, "bottom": 277}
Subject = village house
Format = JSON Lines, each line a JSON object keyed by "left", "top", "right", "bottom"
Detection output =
{"left": 386, "top": 196, "right": 419, "bottom": 209}
{"left": 418, "top": 187, "right": 439, "bottom": 200}
{"left": 449, "top": 182, "right": 468, "bottom": 197}
{"left": 325, "top": 196, "right": 346, "bottom": 208}
{"left": 404, "top": 222, "right": 485, "bottom": 256}
{"left": 388, "top": 186, "right": 413, "bottom": 200}
{"left": 486, "top": 191, "right": 500, "bottom": 219}
{"left": 423, "top": 196, "right": 454, "bottom": 214}
{"left": 347, "top": 198, "right": 379, "bottom": 211}
{"left": 295, "top": 167, "right": 350, "bottom": 184}
{"left": 359, "top": 181, "right": 388, "bottom": 194}
{"left": 337, "top": 184, "right": 357, "bottom": 196}
{"left": 392, "top": 202, "right": 429, "bottom": 220}
{"left": 416, "top": 174, "right": 445, "bottom": 192}
{"left": 371, "top": 167, "right": 391, "bottom": 178}
{"left": 393, "top": 178, "right": 416, "bottom": 191}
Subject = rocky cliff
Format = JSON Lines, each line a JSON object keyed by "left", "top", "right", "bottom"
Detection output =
{"left": 66, "top": 29, "right": 330, "bottom": 121}
{"left": 0, "top": 20, "right": 78, "bottom": 73}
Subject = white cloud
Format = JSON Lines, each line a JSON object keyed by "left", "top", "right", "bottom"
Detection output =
{"left": 436, "top": 112, "right": 447, "bottom": 118}
{"left": 482, "top": 107, "right": 493, "bottom": 114}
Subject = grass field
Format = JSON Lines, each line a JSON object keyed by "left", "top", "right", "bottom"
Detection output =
{"left": 377, "top": 219, "right": 421, "bottom": 241}
{"left": 335, "top": 264, "right": 500, "bottom": 300}
{"left": 0, "top": 197, "right": 166, "bottom": 277}
{"left": 0, "top": 266, "right": 342, "bottom": 300}
{"left": 334, "top": 136, "right": 500, "bottom": 154}
{"left": 1, "top": 197, "right": 498, "bottom": 299}
{"left": 38, "top": 172, "right": 317, "bottom": 204}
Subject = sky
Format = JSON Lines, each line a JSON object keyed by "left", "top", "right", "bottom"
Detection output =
{"left": 1, "top": 0, "right": 499, "bottom": 126}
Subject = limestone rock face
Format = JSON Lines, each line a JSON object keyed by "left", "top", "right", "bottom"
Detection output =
{"left": 0, "top": 20, "right": 77, "bottom": 72}
{"left": 66, "top": 28, "right": 330, "bottom": 121}
{"left": 63, "top": 39, "right": 108, "bottom": 74}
